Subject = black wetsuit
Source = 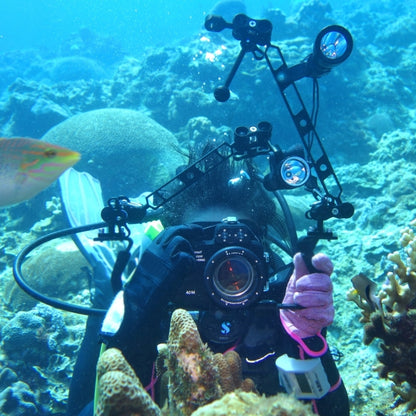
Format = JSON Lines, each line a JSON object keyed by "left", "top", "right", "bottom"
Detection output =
{"left": 67, "top": 227, "right": 349, "bottom": 416}
{"left": 69, "top": 301, "right": 349, "bottom": 416}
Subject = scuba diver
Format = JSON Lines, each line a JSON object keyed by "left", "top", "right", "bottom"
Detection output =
{"left": 61, "top": 140, "right": 349, "bottom": 416}
{"left": 12, "top": 12, "right": 355, "bottom": 416}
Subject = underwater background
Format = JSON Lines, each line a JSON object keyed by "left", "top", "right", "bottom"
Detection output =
{"left": 0, "top": 0, "right": 416, "bottom": 415}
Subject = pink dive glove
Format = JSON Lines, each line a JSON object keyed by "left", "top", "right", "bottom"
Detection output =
{"left": 280, "top": 252, "right": 334, "bottom": 339}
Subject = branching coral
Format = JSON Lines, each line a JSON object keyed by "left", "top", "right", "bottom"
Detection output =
{"left": 379, "top": 219, "right": 416, "bottom": 313}
{"left": 349, "top": 218, "right": 416, "bottom": 410}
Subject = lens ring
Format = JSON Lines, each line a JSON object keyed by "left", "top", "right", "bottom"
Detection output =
{"left": 204, "top": 246, "right": 265, "bottom": 308}
{"left": 235, "top": 126, "right": 249, "bottom": 137}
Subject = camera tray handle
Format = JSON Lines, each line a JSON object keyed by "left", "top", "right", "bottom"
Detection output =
{"left": 297, "top": 219, "right": 337, "bottom": 274}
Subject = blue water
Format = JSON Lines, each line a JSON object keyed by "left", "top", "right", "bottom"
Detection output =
{"left": 0, "top": 0, "right": 279, "bottom": 54}
{"left": 1, "top": 0, "right": 366, "bottom": 56}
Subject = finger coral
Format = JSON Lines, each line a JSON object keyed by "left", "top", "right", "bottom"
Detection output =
{"left": 379, "top": 219, "right": 416, "bottom": 313}
{"left": 349, "top": 218, "right": 416, "bottom": 411}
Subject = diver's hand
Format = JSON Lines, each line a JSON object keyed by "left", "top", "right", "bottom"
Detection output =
{"left": 123, "top": 223, "right": 202, "bottom": 317}
{"left": 280, "top": 253, "right": 334, "bottom": 339}
{"left": 103, "top": 224, "right": 202, "bottom": 347}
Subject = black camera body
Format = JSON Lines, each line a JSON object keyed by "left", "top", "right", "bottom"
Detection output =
{"left": 171, "top": 218, "right": 269, "bottom": 310}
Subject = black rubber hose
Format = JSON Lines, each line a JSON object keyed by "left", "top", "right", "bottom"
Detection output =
{"left": 13, "top": 222, "right": 108, "bottom": 316}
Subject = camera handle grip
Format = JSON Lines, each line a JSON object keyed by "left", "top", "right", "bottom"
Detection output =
{"left": 283, "top": 235, "right": 322, "bottom": 310}
{"left": 297, "top": 220, "right": 338, "bottom": 274}
{"left": 276, "top": 224, "right": 334, "bottom": 310}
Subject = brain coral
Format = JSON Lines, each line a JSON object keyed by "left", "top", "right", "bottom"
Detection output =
{"left": 42, "top": 109, "right": 185, "bottom": 199}
{"left": 96, "top": 348, "right": 161, "bottom": 416}
{"left": 5, "top": 239, "right": 91, "bottom": 312}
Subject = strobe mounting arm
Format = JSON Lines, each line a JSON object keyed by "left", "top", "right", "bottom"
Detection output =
{"left": 205, "top": 13, "right": 354, "bottom": 227}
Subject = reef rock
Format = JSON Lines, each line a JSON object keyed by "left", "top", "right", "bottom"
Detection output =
{"left": 191, "top": 390, "right": 314, "bottom": 416}
{"left": 42, "top": 108, "right": 186, "bottom": 199}
{"left": 1, "top": 304, "right": 67, "bottom": 365}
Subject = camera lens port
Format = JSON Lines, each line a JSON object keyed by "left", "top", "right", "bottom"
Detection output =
{"left": 204, "top": 246, "right": 266, "bottom": 308}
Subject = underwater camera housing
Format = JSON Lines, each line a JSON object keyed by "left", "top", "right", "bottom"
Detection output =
{"left": 171, "top": 218, "right": 268, "bottom": 310}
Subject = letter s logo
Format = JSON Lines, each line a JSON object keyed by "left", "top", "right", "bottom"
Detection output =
{"left": 221, "top": 321, "right": 231, "bottom": 335}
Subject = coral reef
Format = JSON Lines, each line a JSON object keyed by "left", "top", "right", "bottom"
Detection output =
{"left": 212, "top": 351, "right": 256, "bottom": 394}
{"left": 96, "top": 348, "right": 161, "bottom": 416}
{"left": 96, "top": 310, "right": 311, "bottom": 416}
{"left": 191, "top": 390, "right": 314, "bottom": 416}
{"left": 0, "top": 2, "right": 415, "bottom": 415}
{"left": 0, "top": 77, "right": 108, "bottom": 137}
{"left": 164, "top": 308, "right": 223, "bottom": 415}
{"left": 349, "top": 218, "right": 416, "bottom": 410}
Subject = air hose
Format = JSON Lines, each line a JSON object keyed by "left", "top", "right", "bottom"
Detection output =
{"left": 13, "top": 222, "right": 108, "bottom": 316}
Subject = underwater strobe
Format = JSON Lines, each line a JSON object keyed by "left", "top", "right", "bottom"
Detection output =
{"left": 204, "top": 14, "right": 353, "bottom": 98}
{"left": 232, "top": 121, "right": 310, "bottom": 191}
{"left": 274, "top": 24, "right": 353, "bottom": 88}
{"left": 312, "top": 26, "right": 353, "bottom": 70}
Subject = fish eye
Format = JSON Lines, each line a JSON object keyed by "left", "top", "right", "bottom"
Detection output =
{"left": 44, "top": 149, "right": 57, "bottom": 158}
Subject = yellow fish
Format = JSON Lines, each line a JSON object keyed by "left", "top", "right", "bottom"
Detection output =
{"left": 0, "top": 137, "right": 80, "bottom": 207}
